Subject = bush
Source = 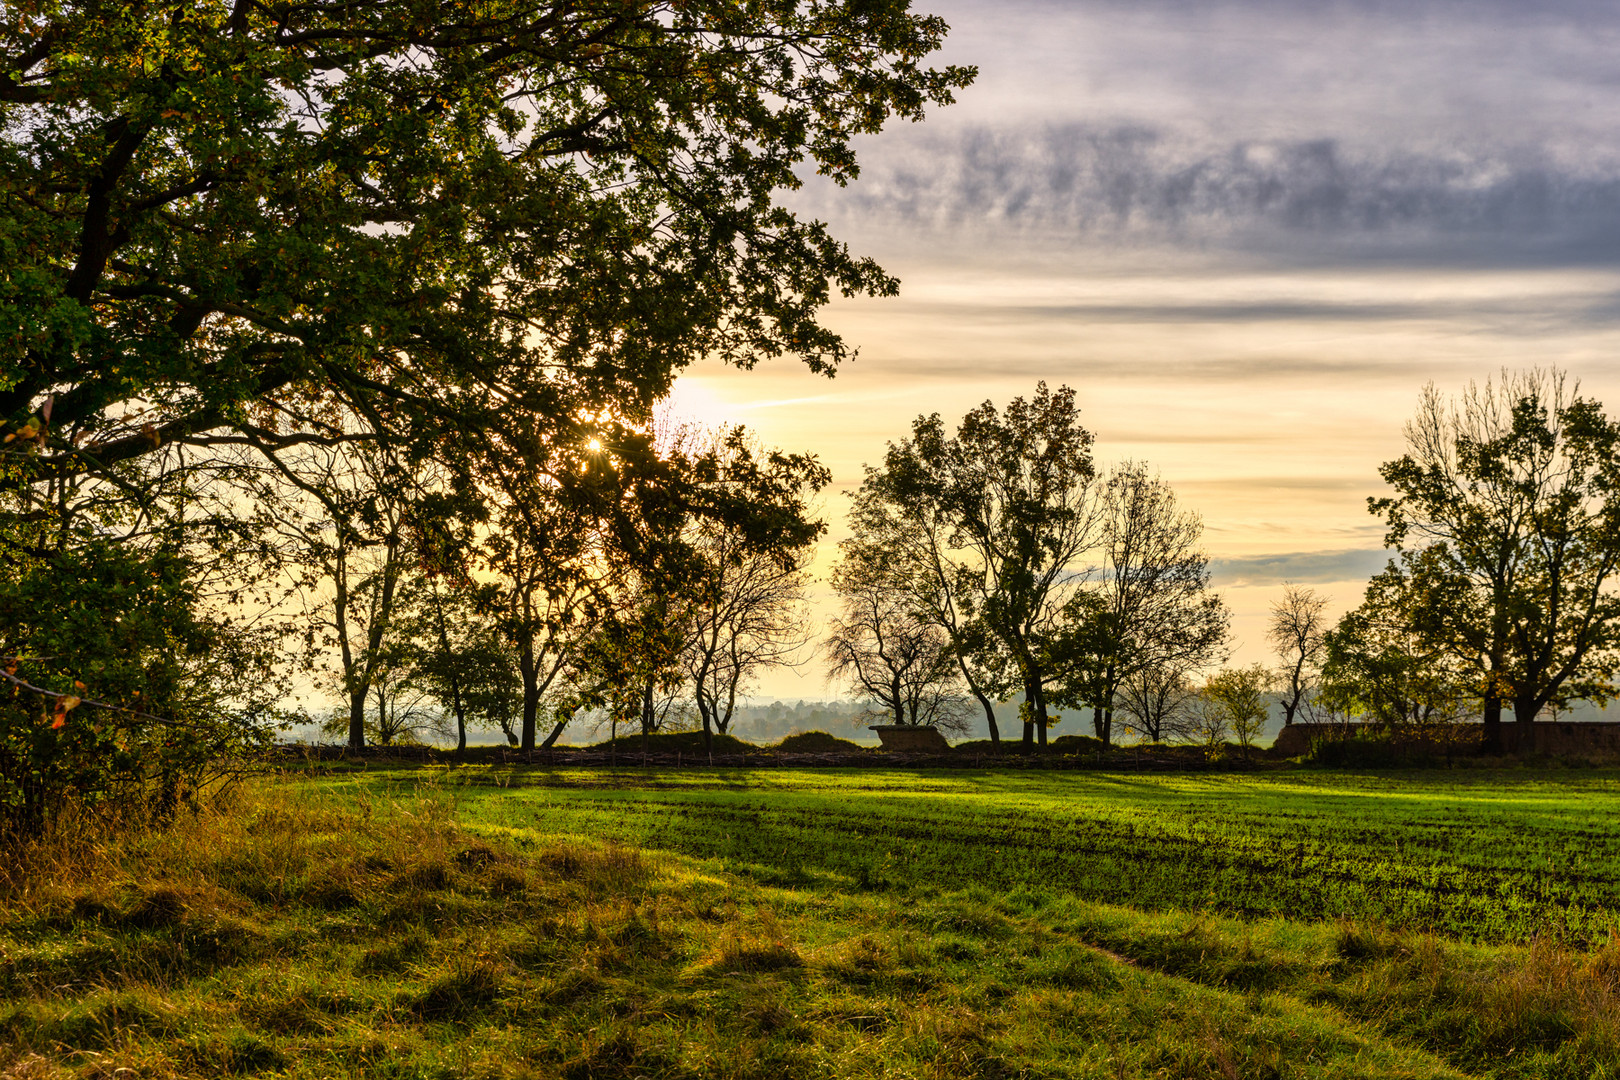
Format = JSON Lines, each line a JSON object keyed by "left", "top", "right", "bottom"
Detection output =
{"left": 1309, "top": 731, "right": 1439, "bottom": 768}
{"left": 774, "top": 731, "right": 865, "bottom": 753}
{"left": 588, "top": 730, "right": 756, "bottom": 755}
{"left": 0, "top": 543, "right": 278, "bottom": 836}
{"left": 1050, "top": 734, "right": 1106, "bottom": 755}
{"left": 949, "top": 739, "right": 1004, "bottom": 754}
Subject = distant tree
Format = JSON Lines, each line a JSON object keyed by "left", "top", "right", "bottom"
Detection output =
{"left": 679, "top": 431, "right": 823, "bottom": 743}
{"left": 1267, "top": 583, "right": 1330, "bottom": 726}
{"left": 846, "top": 455, "right": 1009, "bottom": 745}
{"left": 1320, "top": 569, "right": 1476, "bottom": 727}
{"left": 1197, "top": 665, "right": 1271, "bottom": 758}
{"left": 564, "top": 425, "right": 827, "bottom": 757}
{"left": 577, "top": 582, "right": 691, "bottom": 757}
{"left": 474, "top": 421, "right": 621, "bottom": 752}
{"left": 397, "top": 573, "right": 519, "bottom": 755}
{"left": 1064, "top": 463, "right": 1229, "bottom": 748}
{"left": 258, "top": 438, "right": 412, "bottom": 752}
{"left": 824, "top": 542, "right": 974, "bottom": 734}
{"left": 1372, "top": 369, "right": 1620, "bottom": 748}
{"left": 1115, "top": 659, "right": 1202, "bottom": 744}
{"left": 1186, "top": 693, "right": 1231, "bottom": 750}
{"left": 318, "top": 652, "right": 444, "bottom": 747}
{"left": 857, "top": 384, "right": 1098, "bottom": 751}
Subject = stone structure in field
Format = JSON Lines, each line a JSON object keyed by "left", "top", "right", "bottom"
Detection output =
{"left": 868, "top": 725, "right": 952, "bottom": 753}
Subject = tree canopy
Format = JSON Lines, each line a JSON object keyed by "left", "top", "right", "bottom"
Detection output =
{"left": 1371, "top": 369, "right": 1620, "bottom": 743}
{"left": 1, "top": 0, "right": 971, "bottom": 515}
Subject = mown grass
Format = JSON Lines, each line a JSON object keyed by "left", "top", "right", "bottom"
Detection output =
{"left": 3, "top": 770, "right": 1619, "bottom": 1078}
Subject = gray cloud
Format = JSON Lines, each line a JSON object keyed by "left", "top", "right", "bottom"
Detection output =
{"left": 1209, "top": 548, "right": 1390, "bottom": 587}
{"left": 807, "top": 126, "right": 1620, "bottom": 266}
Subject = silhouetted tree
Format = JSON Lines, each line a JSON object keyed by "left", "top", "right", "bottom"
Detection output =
{"left": 1268, "top": 583, "right": 1330, "bottom": 727}
{"left": 1065, "top": 463, "right": 1229, "bottom": 748}
{"left": 1115, "top": 660, "right": 1202, "bottom": 744}
{"left": 1320, "top": 569, "right": 1476, "bottom": 727}
{"left": 679, "top": 431, "right": 822, "bottom": 742}
{"left": 858, "top": 384, "right": 1098, "bottom": 751}
{"left": 824, "top": 541, "right": 973, "bottom": 733}
{"left": 1373, "top": 369, "right": 1620, "bottom": 749}
{"left": 845, "top": 466, "right": 1010, "bottom": 745}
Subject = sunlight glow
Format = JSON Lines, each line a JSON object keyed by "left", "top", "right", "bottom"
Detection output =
{"left": 586, "top": 437, "right": 602, "bottom": 451}
{"left": 662, "top": 377, "right": 735, "bottom": 430}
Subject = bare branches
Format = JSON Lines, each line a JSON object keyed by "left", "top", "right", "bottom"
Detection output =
{"left": 1267, "top": 583, "right": 1329, "bottom": 726}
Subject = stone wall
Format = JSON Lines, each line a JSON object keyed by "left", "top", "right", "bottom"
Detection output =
{"left": 1273, "top": 721, "right": 1620, "bottom": 758}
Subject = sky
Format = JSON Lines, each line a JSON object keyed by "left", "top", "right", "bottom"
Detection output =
{"left": 667, "top": 0, "right": 1620, "bottom": 703}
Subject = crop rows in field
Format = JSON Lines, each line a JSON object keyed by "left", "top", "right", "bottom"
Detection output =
{"left": 419, "top": 769, "right": 1620, "bottom": 943}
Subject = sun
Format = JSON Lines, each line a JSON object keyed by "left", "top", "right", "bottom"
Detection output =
{"left": 586, "top": 437, "right": 602, "bottom": 452}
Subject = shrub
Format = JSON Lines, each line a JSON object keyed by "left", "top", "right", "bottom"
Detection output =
{"left": 1050, "top": 734, "right": 1106, "bottom": 755}
{"left": 775, "top": 730, "right": 864, "bottom": 753}
{"left": 0, "top": 543, "right": 278, "bottom": 837}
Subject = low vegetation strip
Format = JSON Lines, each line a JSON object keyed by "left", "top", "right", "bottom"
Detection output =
{"left": 417, "top": 767, "right": 1620, "bottom": 944}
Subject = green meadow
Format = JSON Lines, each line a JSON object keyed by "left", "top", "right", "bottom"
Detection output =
{"left": 5, "top": 766, "right": 1620, "bottom": 1078}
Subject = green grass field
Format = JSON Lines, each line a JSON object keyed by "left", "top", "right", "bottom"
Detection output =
{"left": 4, "top": 766, "right": 1620, "bottom": 1078}
{"left": 422, "top": 767, "right": 1620, "bottom": 944}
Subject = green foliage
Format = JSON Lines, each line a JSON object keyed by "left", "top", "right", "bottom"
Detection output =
{"left": 1371, "top": 369, "right": 1620, "bottom": 726}
{"left": 1198, "top": 664, "right": 1271, "bottom": 756}
{"left": 0, "top": 0, "right": 973, "bottom": 771}
{"left": 1322, "top": 568, "right": 1477, "bottom": 725}
{"left": 853, "top": 383, "right": 1098, "bottom": 750}
{"left": 1054, "top": 463, "right": 1229, "bottom": 748}
{"left": 0, "top": 542, "right": 275, "bottom": 834}
{"left": 1, "top": 0, "right": 971, "bottom": 504}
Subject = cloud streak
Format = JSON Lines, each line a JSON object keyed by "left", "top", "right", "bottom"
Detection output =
{"left": 1209, "top": 548, "right": 1391, "bottom": 587}
{"left": 806, "top": 126, "right": 1620, "bottom": 266}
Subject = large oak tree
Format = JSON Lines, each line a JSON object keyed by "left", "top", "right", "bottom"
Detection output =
{"left": 3, "top": 1, "right": 970, "bottom": 498}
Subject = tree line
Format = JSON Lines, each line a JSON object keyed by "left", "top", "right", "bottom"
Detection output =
{"left": 823, "top": 369, "right": 1620, "bottom": 756}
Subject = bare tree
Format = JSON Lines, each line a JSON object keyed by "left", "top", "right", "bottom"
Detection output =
{"left": 1115, "top": 659, "right": 1202, "bottom": 744}
{"left": 683, "top": 516, "right": 815, "bottom": 738}
{"left": 824, "top": 544, "right": 974, "bottom": 734}
{"left": 1267, "top": 583, "right": 1330, "bottom": 726}
{"left": 1071, "top": 463, "right": 1229, "bottom": 748}
{"left": 668, "top": 427, "right": 825, "bottom": 752}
